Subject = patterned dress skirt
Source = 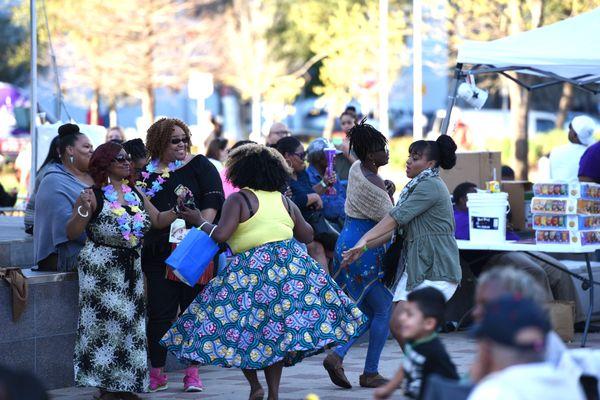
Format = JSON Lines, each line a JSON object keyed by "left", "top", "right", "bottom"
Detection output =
{"left": 160, "top": 239, "right": 367, "bottom": 369}
{"left": 332, "top": 217, "right": 388, "bottom": 303}
{"left": 74, "top": 190, "right": 151, "bottom": 393}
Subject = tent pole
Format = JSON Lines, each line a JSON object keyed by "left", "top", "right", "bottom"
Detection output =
{"left": 440, "top": 63, "right": 462, "bottom": 136}
{"left": 29, "top": 0, "right": 38, "bottom": 196}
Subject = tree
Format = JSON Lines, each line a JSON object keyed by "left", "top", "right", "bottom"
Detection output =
{"left": 2, "top": 2, "right": 49, "bottom": 87}
{"left": 212, "top": 0, "right": 309, "bottom": 139}
{"left": 0, "top": 13, "right": 30, "bottom": 85}
{"left": 273, "top": 0, "right": 410, "bottom": 137}
{"left": 46, "top": 0, "right": 220, "bottom": 125}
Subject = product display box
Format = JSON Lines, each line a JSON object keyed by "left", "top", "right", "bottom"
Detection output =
{"left": 535, "top": 229, "right": 600, "bottom": 246}
{"left": 533, "top": 182, "right": 600, "bottom": 200}
{"left": 502, "top": 181, "right": 533, "bottom": 231}
{"left": 533, "top": 215, "right": 600, "bottom": 231}
{"left": 531, "top": 198, "right": 600, "bottom": 215}
{"left": 441, "top": 151, "right": 501, "bottom": 194}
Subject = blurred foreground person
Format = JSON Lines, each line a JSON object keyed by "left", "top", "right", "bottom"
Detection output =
{"left": 468, "top": 296, "right": 584, "bottom": 400}
{"left": 0, "top": 365, "right": 48, "bottom": 400}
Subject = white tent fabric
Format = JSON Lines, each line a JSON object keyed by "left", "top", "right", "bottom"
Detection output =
{"left": 457, "top": 7, "right": 600, "bottom": 83}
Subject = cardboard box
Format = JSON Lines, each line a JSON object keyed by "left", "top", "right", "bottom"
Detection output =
{"left": 502, "top": 181, "right": 533, "bottom": 231}
{"left": 440, "top": 151, "right": 501, "bottom": 195}
{"left": 548, "top": 301, "right": 575, "bottom": 342}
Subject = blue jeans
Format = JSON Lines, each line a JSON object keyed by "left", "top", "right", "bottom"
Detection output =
{"left": 334, "top": 281, "right": 392, "bottom": 374}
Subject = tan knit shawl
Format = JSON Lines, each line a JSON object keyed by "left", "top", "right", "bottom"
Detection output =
{"left": 345, "top": 161, "right": 393, "bottom": 221}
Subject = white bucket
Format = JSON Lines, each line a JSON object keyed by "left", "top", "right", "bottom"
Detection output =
{"left": 467, "top": 192, "right": 510, "bottom": 243}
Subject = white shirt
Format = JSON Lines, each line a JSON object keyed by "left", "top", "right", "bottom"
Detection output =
{"left": 468, "top": 362, "right": 585, "bottom": 400}
{"left": 208, "top": 158, "right": 224, "bottom": 173}
{"left": 549, "top": 143, "right": 587, "bottom": 181}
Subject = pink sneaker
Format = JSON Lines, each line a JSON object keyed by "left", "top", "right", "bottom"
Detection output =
{"left": 149, "top": 367, "right": 168, "bottom": 392}
{"left": 183, "top": 366, "right": 203, "bottom": 392}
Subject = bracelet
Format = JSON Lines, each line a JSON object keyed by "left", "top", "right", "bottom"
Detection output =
{"left": 199, "top": 221, "right": 209, "bottom": 230}
{"left": 208, "top": 226, "right": 217, "bottom": 238}
{"left": 362, "top": 245, "right": 368, "bottom": 253}
{"left": 320, "top": 180, "right": 327, "bottom": 188}
{"left": 77, "top": 206, "right": 89, "bottom": 218}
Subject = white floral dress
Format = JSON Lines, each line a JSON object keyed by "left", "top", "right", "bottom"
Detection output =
{"left": 74, "top": 188, "right": 151, "bottom": 392}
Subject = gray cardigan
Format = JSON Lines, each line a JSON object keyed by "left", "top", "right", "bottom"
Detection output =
{"left": 389, "top": 176, "right": 461, "bottom": 291}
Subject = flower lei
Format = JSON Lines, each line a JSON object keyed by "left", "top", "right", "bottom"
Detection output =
{"left": 136, "top": 159, "right": 183, "bottom": 198}
{"left": 102, "top": 180, "right": 145, "bottom": 246}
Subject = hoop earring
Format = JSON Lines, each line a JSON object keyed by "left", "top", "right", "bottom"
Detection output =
{"left": 69, "top": 155, "right": 74, "bottom": 164}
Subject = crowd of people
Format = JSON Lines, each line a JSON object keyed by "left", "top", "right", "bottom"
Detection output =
{"left": 19, "top": 110, "right": 597, "bottom": 400}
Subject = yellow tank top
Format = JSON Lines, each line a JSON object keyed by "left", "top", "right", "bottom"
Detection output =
{"left": 227, "top": 189, "right": 294, "bottom": 254}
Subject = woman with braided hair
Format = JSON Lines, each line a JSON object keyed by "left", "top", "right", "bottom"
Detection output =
{"left": 322, "top": 119, "right": 396, "bottom": 390}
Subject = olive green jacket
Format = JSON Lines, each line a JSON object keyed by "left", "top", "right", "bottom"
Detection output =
{"left": 390, "top": 176, "right": 461, "bottom": 291}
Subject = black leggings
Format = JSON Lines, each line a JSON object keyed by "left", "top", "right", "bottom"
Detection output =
{"left": 145, "top": 265, "right": 201, "bottom": 368}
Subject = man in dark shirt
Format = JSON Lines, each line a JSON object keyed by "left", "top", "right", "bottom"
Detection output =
{"left": 578, "top": 140, "right": 600, "bottom": 183}
{"left": 374, "top": 287, "right": 458, "bottom": 400}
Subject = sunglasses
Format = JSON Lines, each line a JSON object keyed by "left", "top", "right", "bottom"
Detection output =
{"left": 113, "top": 154, "right": 132, "bottom": 163}
{"left": 293, "top": 151, "right": 306, "bottom": 160}
{"left": 171, "top": 137, "right": 190, "bottom": 145}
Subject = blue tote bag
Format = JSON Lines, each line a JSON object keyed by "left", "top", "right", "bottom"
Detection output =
{"left": 166, "top": 226, "right": 219, "bottom": 286}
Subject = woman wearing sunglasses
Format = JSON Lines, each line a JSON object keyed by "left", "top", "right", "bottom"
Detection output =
{"left": 66, "top": 142, "right": 180, "bottom": 399}
{"left": 276, "top": 136, "right": 333, "bottom": 271}
{"left": 140, "top": 118, "right": 224, "bottom": 393}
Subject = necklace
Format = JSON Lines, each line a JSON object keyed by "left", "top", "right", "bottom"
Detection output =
{"left": 102, "top": 180, "right": 145, "bottom": 246}
{"left": 136, "top": 159, "right": 183, "bottom": 198}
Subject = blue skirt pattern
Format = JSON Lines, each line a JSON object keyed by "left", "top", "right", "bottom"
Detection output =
{"left": 332, "top": 217, "right": 387, "bottom": 303}
{"left": 160, "top": 239, "right": 366, "bottom": 369}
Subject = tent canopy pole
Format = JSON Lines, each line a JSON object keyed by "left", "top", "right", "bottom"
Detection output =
{"left": 29, "top": 0, "right": 38, "bottom": 196}
{"left": 440, "top": 63, "right": 463, "bottom": 136}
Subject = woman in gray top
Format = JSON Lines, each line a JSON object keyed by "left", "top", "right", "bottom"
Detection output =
{"left": 34, "top": 124, "right": 94, "bottom": 271}
{"left": 343, "top": 135, "right": 461, "bottom": 343}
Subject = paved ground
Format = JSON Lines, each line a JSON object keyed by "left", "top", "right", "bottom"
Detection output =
{"left": 49, "top": 330, "right": 599, "bottom": 400}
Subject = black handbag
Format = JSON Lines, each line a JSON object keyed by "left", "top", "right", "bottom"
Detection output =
{"left": 382, "top": 233, "right": 403, "bottom": 287}
{"left": 305, "top": 211, "right": 340, "bottom": 251}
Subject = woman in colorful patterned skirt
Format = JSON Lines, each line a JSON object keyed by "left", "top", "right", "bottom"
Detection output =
{"left": 161, "top": 144, "right": 366, "bottom": 400}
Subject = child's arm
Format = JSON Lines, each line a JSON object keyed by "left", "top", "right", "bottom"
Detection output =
{"left": 373, "top": 367, "right": 404, "bottom": 400}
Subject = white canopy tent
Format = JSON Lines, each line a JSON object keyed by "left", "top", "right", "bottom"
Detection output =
{"left": 440, "top": 7, "right": 600, "bottom": 348}
{"left": 441, "top": 7, "right": 600, "bottom": 135}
